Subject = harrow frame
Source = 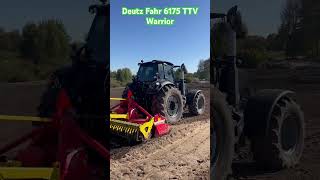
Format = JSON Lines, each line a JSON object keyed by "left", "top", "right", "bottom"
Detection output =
{"left": 110, "top": 91, "right": 169, "bottom": 141}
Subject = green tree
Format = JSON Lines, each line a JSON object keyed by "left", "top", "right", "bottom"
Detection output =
{"left": 279, "top": 0, "right": 304, "bottom": 58}
{"left": 21, "top": 23, "right": 39, "bottom": 63}
{"left": 196, "top": 59, "right": 210, "bottom": 80}
{"left": 116, "top": 68, "right": 132, "bottom": 83}
{"left": 110, "top": 71, "right": 117, "bottom": 79}
{"left": 301, "top": 0, "right": 320, "bottom": 57}
{"left": 21, "top": 20, "right": 70, "bottom": 64}
{"left": 0, "top": 29, "right": 21, "bottom": 52}
{"left": 174, "top": 68, "right": 182, "bottom": 80}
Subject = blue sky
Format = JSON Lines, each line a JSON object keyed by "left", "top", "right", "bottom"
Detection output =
{"left": 0, "top": 0, "right": 285, "bottom": 71}
{"left": 213, "top": 0, "right": 285, "bottom": 37}
{"left": 0, "top": 0, "right": 96, "bottom": 41}
{"left": 110, "top": 0, "right": 210, "bottom": 73}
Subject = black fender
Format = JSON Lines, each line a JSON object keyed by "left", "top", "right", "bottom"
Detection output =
{"left": 186, "top": 89, "right": 203, "bottom": 105}
{"left": 244, "top": 89, "right": 295, "bottom": 138}
{"left": 152, "top": 81, "right": 175, "bottom": 93}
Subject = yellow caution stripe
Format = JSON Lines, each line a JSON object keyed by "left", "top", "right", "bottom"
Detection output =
{"left": 110, "top": 98, "right": 126, "bottom": 101}
{"left": 0, "top": 115, "right": 50, "bottom": 122}
{"left": 0, "top": 167, "right": 57, "bottom": 180}
{"left": 110, "top": 113, "right": 128, "bottom": 119}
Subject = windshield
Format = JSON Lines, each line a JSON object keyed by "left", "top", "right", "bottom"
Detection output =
{"left": 86, "top": 7, "right": 108, "bottom": 64}
{"left": 137, "top": 63, "right": 157, "bottom": 81}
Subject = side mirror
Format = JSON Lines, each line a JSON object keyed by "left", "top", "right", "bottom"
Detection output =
{"left": 181, "top": 63, "right": 188, "bottom": 74}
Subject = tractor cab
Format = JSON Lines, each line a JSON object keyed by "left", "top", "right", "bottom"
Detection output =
{"left": 136, "top": 60, "right": 175, "bottom": 83}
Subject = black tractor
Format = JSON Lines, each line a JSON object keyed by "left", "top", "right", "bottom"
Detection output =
{"left": 211, "top": 6, "right": 305, "bottom": 180}
{"left": 123, "top": 60, "right": 205, "bottom": 123}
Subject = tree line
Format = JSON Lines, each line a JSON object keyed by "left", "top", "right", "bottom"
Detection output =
{"left": 0, "top": 19, "right": 73, "bottom": 82}
{"left": 212, "top": 0, "right": 320, "bottom": 68}
{"left": 0, "top": 19, "right": 71, "bottom": 65}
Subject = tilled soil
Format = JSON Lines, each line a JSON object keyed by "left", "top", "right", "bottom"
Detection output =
{"left": 110, "top": 85, "right": 210, "bottom": 179}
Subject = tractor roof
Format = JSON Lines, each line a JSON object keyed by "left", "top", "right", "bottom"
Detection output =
{"left": 141, "top": 60, "right": 174, "bottom": 66}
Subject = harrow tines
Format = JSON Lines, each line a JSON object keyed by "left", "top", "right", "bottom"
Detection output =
{"left": 110, "top": 119, "right": 141, "bottom": 141}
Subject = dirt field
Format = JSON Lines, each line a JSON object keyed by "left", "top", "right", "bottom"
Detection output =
{"left": 110, "top": 84, "right": 210, "bottom": 179}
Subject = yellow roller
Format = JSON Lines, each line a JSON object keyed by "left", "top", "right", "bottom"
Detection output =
{"left": 110, "top": 115, "right": 154, "bottom": 141}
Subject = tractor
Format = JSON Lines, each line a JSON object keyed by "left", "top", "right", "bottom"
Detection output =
{"left": 211, "top": 6, "right": 305, "bottom": 180}
{"left": 122, "top": 60, "right": 206, "bottom": 124}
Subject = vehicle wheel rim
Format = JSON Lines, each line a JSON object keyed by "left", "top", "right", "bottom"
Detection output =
{"left": 281, "top": 112, "right": 300, "bottom": 152}
{"left": 167, "top": 95, "right": 179, "bottom": 117}
{"left": 197, "top": 96, "right": 205, "bottom": 112}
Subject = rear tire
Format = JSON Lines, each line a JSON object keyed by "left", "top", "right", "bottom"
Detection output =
{"left": 211, "top": 88, "right": 234, "bottom": 180}
{"left": 189, "top": 91, "right": 206, "bottom": 115}
{"left": 152, "top": 86, "right": 183, "bottom": 124}
{"left": 251, "top": 96, "right": 304, "bottom": 169}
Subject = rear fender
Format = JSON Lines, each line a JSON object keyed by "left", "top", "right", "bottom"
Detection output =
{"left": 158, "top": 81, "right": 175, "bottom": 92}
{"left": 244, "top": 89, "right": 295, "bottom": 138}
{"left": 160, "top": 81, "right": 174, "bottom": 88}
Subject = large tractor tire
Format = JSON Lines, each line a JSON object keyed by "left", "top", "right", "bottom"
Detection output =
{"left": 188, "top": 90, "right": 206, "bottom": 115}
{"left": 211, "top": 88, "right": 234, "bottom": 180}
{"left": 152, "top": 85, "right": 184, "bottom": 124}
{"left": 250, "top": 95, "right": 304, "bottom": 169}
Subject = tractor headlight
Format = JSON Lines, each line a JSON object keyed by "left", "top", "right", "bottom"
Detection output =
{"left": 156, "top": 82, "right": 160, "bottom": 86}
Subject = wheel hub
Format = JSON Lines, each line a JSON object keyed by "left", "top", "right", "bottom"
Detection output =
{"left": 167, "top": 95, "right": 179, "bottom": 117}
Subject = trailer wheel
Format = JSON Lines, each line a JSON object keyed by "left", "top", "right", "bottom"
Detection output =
{"left": 211, "top": 89, "right": 234, "bottom": 180}
{"left": 152, "top": 85, "right": 183, "bottom": 124}
{"left": 189, "top": 91, "right": 206, "bottom": 115}
{"left": 251, "top": 96, "right": 304, "bottom": 169}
